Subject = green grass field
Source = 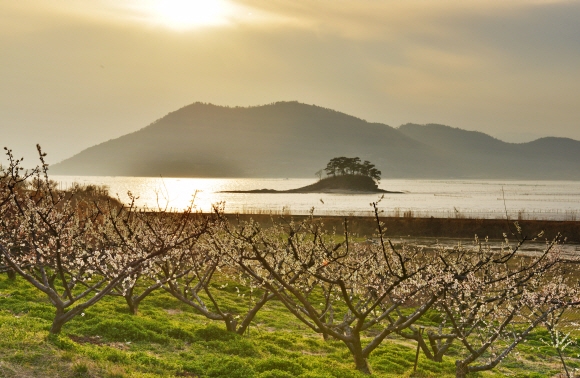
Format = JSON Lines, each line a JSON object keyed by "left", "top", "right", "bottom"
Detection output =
{"left": 0, "top": 274, "right": 573, "bottom": 377}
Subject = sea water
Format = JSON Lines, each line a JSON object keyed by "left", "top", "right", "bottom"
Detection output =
{"left": 50, "top": 176, "right": 580, "bottom": 220}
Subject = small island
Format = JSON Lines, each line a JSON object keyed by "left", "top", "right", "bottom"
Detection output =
{"left": 222, "top": 157, "right": 404, "bottom": 194}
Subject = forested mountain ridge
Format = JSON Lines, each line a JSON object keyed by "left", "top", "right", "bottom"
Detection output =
{"left": 50, "top": 102, "right": 580, "bottom": 179}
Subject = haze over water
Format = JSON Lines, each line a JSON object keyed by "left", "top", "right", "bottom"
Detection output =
{"left": 52, "top": 176, "right": 580, "bottom": 221}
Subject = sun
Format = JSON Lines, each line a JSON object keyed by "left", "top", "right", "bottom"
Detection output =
{"left": 143, "top": 0, "right": 232, "bottom": 29}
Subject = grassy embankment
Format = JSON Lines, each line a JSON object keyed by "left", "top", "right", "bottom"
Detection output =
{"left": 0, "top": 269, "right": 577, "bottom": 378}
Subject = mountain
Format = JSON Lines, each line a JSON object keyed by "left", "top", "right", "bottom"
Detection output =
{"left": 50, "top": 102, "right": 580, "bottom": 179}
{"left": 398, "top": 124, "right": 580, "bottom": 179}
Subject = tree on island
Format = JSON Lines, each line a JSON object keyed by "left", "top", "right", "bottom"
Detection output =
{"left": 323, "top": 157, "right": 381, "bottom": 182}
{"left": 314, "top": 169, "right": 323, "bottom": 181}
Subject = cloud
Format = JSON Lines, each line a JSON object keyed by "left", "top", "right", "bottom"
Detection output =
{"left": 1, "top": 0, "right": 579, "bottom": 162}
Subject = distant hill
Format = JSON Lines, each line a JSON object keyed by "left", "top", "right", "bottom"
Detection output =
{"left": 51, "top": 102, "right": 580, "bottom": 179}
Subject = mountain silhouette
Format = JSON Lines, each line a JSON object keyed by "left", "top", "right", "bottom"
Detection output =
{"left": 50, "top": 102, "right": 580, "bottom": 179}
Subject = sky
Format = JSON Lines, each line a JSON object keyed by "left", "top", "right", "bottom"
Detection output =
{"left": 1, "top": 0, "right": 579, "bottom": 164}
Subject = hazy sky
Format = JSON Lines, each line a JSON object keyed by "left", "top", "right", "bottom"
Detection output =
{"left": 1, "top": 0, "right": 579, "bottom": 163}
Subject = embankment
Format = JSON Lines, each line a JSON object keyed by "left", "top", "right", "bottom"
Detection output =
{"left": 224, "top": 214, "right": 580, "bottom": 243}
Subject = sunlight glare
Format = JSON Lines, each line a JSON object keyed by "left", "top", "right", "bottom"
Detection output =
{"left": 145, "top": 0, "right": 231, "bottom": 29}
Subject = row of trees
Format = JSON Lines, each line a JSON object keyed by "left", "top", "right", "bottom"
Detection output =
{"left": 323, "top": 157, "right": 381, "bottom": 182}
{"left": 0, "top": 146, "right": 222, "bottom": 333}
{"left": 1, "top": 146, "right": 579, "bottom": 377}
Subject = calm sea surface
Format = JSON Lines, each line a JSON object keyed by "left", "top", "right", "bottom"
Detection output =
{"left": 51, "top": 176, "right": 580, "bottom": 220}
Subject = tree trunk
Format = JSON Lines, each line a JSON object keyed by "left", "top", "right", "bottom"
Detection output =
{"left": 556, "top": 347, "right": 571, "bottom": 378}
{"left": 224, "top": 315, "right": 238, "bottom": 333}
{"left": 235, "top": 292, "right": 274, "bottom": 335}
{"left": 50, "top": 310, "right": 66, "bottom": 335}
{"left": 7, "top": 269, "right": 16, "bottom": 280}
{"left": 124, "top": 295, "right": 139, "bottom": 315}
{"left": 347, "top": 339, "right": 372, "bottom": 375}
{"left": 455, "top": 361, "right": 468, "bottom": 378}
{"left": 353, "top": 352, "right": 372, "bottom": 374}
{"left": 50, "top": 306, "right": 77, "bottom": 335}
